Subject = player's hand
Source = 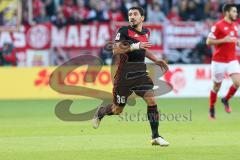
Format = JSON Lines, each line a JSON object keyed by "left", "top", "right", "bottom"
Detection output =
{"left": 155, "top": 59, "right": 168, "bottom": 71}
{"left": 222, "top": 36, "right": 237, "bottom": 43}
{"left": 113, "top": 41, "right": 130, "bottom": 55}
{"left": 140, "top": 42, "right": 152, "bottom": 50}
{"left": 237, "top": 40, "right": 240, "bottom": 46}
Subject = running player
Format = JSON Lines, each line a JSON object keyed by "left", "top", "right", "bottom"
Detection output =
{"left": 92, "top": 6, "right": 169, "bottom": 146}
{"left": 207, "top": 3, "right": 240, "bottom": 119}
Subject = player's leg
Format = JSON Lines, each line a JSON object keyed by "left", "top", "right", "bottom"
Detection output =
{"left": 221, "top": 60, "right": 240, "bottom": 113}
{"left": 92, "top": 86, "right": 131, "bottom": 129}
{"left": 210, "top": 61, "right": 225, "bottom": 119}
{"left": 134, "top": 76, "right": 169, "bottom": 146}
{"left": 221, "top": 74, "right": 238, "bottom": 113}
{"left": 92, "top": 103, "right": 124, "bottom": 129}
{"left": 140, "top": 90, "right": 169, "bottom": 146}
{"left": 229, "top": 73, "right": 240, "bottom": 90}
{"left": 142, "top": 90, "right": 159, "bottom": 139}
{"left": 209, "top": 82, "right": 222, "bottom": 119}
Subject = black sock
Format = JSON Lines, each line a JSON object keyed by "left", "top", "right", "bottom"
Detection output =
{"left": 147, "top": 105, "right": 160, "bottom": 139}
{"left": 98, "top": 104, "right": 113, "bottom": 120}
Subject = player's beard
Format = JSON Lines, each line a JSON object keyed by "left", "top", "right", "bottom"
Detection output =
{"left": 131, "top": 24, "right": 138, "bottom": 28}
{"left": 229, "top": 14, "right": 237, "bottom": 21}
{"left": 131, "top": 22, "right": 140, "bottom": 28}
{"left": 130, "top": 22, "right": 139, "bottom": 28}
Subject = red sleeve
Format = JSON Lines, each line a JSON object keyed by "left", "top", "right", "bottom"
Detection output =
{"left": 114, "top": 27, "right": 128, "bottom": 42}
{"left": 116, "top": 12, "right": 124, "bottom": 21}
{"left": 208, "top": 24, "right": 221, "bottom": 39}
{"left": 147, "top": 29, "right": 150, "bottom": 38}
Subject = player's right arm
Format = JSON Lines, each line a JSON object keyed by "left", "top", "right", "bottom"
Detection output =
{"left": 206, "top": 36, "right": 237, "bottom": 45}
{"left": 113, "top": 41, "right": 152, "bottom": 55}
{"left": 206, "top": 25, "right": 237, "bottom": 45}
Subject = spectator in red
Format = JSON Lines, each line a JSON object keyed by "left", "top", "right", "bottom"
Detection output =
{"left": 33, "top": 0, "right": 44, "bottom": 18}
{"left": 167, "top": 6, "right": 182, "bottom": 21}
{"left": 75, "top": 0, "right": 89, "bottom": 21}
{"left": 108, "top": 0, "right": 124, "bottom": 22}
{"left": 0, "top": 43, "right": 17, "bottom": 66}
{"left": 62, "top": 0, "right": 77, "bottom": 19}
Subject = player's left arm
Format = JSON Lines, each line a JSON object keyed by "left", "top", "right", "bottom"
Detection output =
{"left": 237, "top": 39, "right": 240, "bottom": 47}
{"left": 235, "top": 25, "right": 240, "bottom": 47}
{"left": 145, "top": 29, "right": 168, "bottom": 71}
{"left": 146, "top": 49, "right": 168, "bottom": 71}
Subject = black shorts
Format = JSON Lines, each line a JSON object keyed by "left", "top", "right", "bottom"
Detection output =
{"left": 113, "top": 75, "right": 154, "bottom": 107}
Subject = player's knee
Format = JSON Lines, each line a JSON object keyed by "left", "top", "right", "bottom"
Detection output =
{"left": 233, "top": 81, "right": 240, "bottom": 88}
{"left": 112, "top": 106, "right": 123, "bottom": 115}
{"left": 213, "top": 87, "right": 220, "bottom": 93}
{"left": 145, "top": 97, "right": 157, "bottom": 106}
{"left": 213, "top": 84, "right": 221, "bottom": 92}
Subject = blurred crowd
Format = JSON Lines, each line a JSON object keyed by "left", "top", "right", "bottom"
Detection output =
{"left": 21, "top": 0, "right": 240, "bottom": 27}
{"left": 1, "top": 0, "right": 240, "bottom": 66}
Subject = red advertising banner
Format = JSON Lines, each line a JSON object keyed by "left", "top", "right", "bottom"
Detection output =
{"left": 25, "top": 23, "right": 52, "bottom": 50}
{"left": 0, "top": 23, "right": 112, "bottom": 50}
{"left": 0, "top": 22, "right": 164, "bottom": 55}
{"left": 5, "top": 21, "right": 240, "bottom": 60}
{"left": 165, "top": 21, "right": 205, "bottom": 49}
{"left": 51, "top": 23, "right": 112, "bottom": 49}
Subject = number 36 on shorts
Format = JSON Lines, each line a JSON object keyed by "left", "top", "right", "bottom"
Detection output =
{"left": 116, "top": 95, "right": 126, "bottom": 104}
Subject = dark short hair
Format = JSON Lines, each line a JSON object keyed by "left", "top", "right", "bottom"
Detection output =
{"left": 128, "top": 6, "right": 145, "bottom": 16}
{"left": 222, "top": 3, "right": 237, "bottom": 13}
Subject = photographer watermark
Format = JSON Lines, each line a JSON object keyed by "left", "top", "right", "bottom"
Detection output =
{"left": 49, "top": 41, "right": 173, "bottom": 121}
{"left": 118, "top": 109, "right": 192, "bottom": 122}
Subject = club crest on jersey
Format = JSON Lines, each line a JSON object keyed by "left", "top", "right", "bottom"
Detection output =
{"left": 145, "top": 34, "right": 148, "bottom": 39}
{"left": 224, "top": 27, "right": 228, "bottom": 30}
{"left": 211, "top": 26, "right": 216, "bottom": 32}
{"left": 234, "top": 26, "right": 238, "bottom": 31}
{"left": 230, "top": 31, "right": 234, "bottom": 36}
{"left": 115, "top": 33, "right": 120, "bottom": 40}
{"left": 134, "top": 34, "right": 138, "bottom": 37}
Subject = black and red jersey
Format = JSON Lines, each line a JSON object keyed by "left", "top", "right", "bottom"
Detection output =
{"left": 114, "top": 25, "right": 150, "bottom": 62}
{"left": 113, "top": 26, "right": 151, "bottom": 85}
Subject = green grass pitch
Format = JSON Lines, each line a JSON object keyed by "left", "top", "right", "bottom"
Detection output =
{"left": 0, "top": 98, "right": 240, "bottom": 160}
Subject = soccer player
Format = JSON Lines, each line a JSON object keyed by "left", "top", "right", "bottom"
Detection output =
{"left": 206, "top": 3, "right": 240, "bottom": 119}
{"left": 92, "top": 6, "right": 170, "bottom": 146}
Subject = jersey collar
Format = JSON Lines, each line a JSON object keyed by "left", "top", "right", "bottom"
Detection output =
{"left": 223, "top": 19, "right": 233, "bottom": 26}
{"left": 128, "top": 25, "right": 146, "bottom": 35}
